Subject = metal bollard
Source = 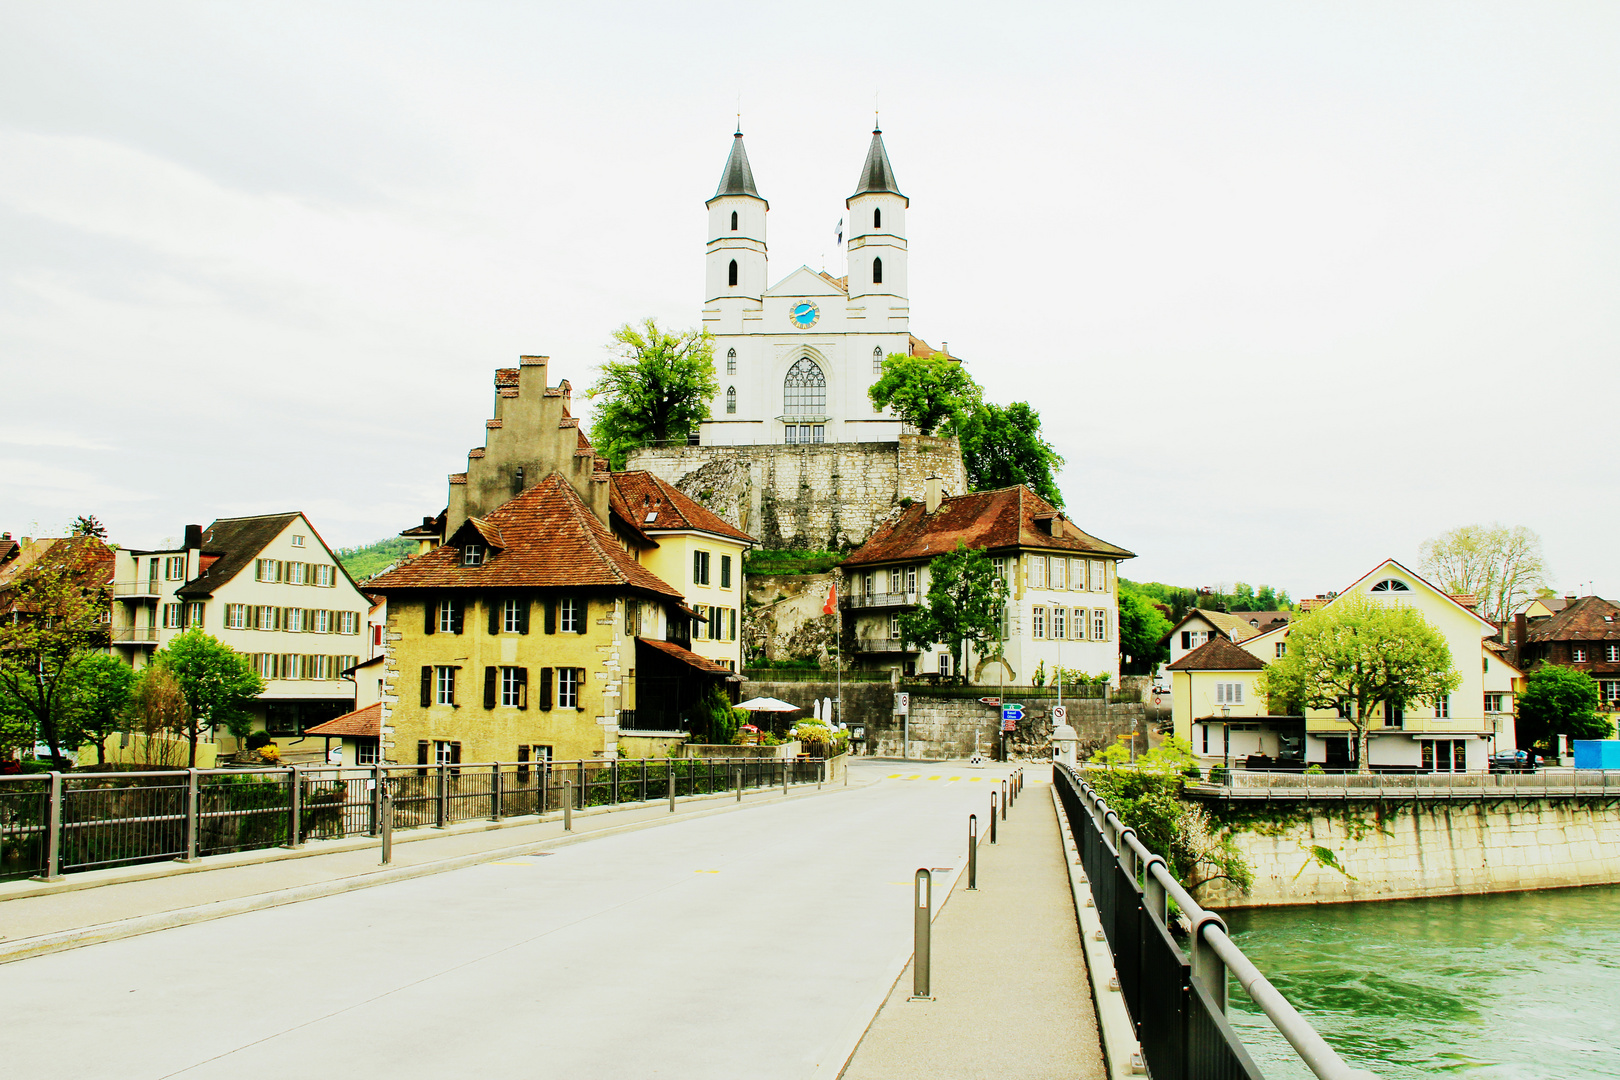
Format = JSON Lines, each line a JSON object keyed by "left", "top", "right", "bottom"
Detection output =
{"left": 41, "top": 771, "right": 64, "bottom": 881}
{"left": 782, "top": 762, "right": 789, "bottom": 796}
{"left": 1000, "top": 780, "right": 1008, "bottom": 820}
{"left": 182, "top": 767, "right": 200, "bottom": 862}
{"left": 668, "top": 769, "right": 676, "bottom": 813}
{"left": 563, "top": 779, "right": 573, "bottom": 831}
{"left": 380, "top": 793, "right": 394, "bottom": 864}
{"left": 967, "top": 814, "right": 978, "bottom": 891}
{"left": 909, "top": 868, "right": 934, "bottom": 1000}
{"left": 990, "top": 792, "right": 998, "bottom": 844}
{"left": 288, "top": 765, "right": 303, "bottom": 847}
{"left": 736, "top": 768, "right": 743, "bottom": 802}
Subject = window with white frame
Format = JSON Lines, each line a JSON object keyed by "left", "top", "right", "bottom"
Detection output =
{"left": 889, "top": 613, "right": 901, "bottom": 639}
{"left": 356, "top": 741, "right": 379, "bottom": 765}
{"left": 1031, "top": 606, "right": 1045, "bottom": 638}
{"left": 873, "top": 347, "right": 883, "bottom": 374}
{"left": 314, "top": 609, "right": 332, "bottom": 633}
{"left": 186, "top": 602, "right": 205, "bottom": 628}
{"left": 1215, "top": 682, "right": 1244, "bottom": 705}
{"left": 225, "top": 604, "right": 247, "bottom": 629}
{"left": 1089, "top": 560, "right": 1105, "bottom": 591}
{"left": 559, "top": 597, "right": 581, "bottom": 633}
{"left": 1370, "top": 578, "right": 1411, "bottom": 592}
{"left": 1052, "top": 607, "right": 1066, "bottom": 639}
{"left": 162, "top": 603, "right": 184, "bottom": 629}
{"left": 165, "top": 556, "right": 187, "bottom": 581}
{"left": 255, "top": 558, "right": 281, "bottom": 583}
{"left": 341, "top": 611, "right": 359, "bottom": 635}
{"left": 291, "top": 535, "right": 305, "bottom": 547}
{"left": 435, "top": 666, "right": 455, "bottom": 705}
{"left": 1093, "top": 608, "right": 1107, "bottom": 640}
{"left": 1607, "top": 645, "right": 1620, "bottom": 663}
{"left": 906, "top": 565, "right": 917, "bottom": 594}
{"left": 256, "top": 605, "right": 279, "bottom": 630}
{"left": 437, "top": 598, "right": 455, "bottom": 633}
{"left": 462, "top": 545, "right": 483, "bottom": 567}
{"left": 288, "top": 562, "right": 309, "bottom": 585}
{"left": 315, "top": 565, "right": 334, "bottom": 587}
{"left": 285, "top": 608, "right": 306, "bottom": 633}
{"left": 888, "top": 567, "right": 903, "bottom": 594}
{"left": 1050, "top": 558, "right": 1065, "bottom": 590}
{"left": 435, "top": 740, "right": 455, "bottom": 765}
{"left": 1601, "top": 681, "right": 1620, "bottom": 704}
{"left": 1030, "top": 556, "right": 1046, "bottom": 589}
{"left": 1573, "top": 647, "right": 1588, "bottom": 662}
{"left": 558, "top": 667, "right": 580, "bottom": 709}
{"left": 1434, "top": 694, "right": 1450, "bottom": 719}
{"left": 1484, "top": 692, "right": 1506, "bottom": 712}
{"left": 1275, "top": 641, "right": 1287, "bottom": 658}
{"left": 503, "top": 597, "right": 523, "bottom": 633}
{"left": 991, "top": 557, "right": 1008, "bottom": 583}
{"left": 938, "top": 652, "right": 951, "bottom": 678}
{"left": 501, "top": 667, "right": 527, "bottom": 707}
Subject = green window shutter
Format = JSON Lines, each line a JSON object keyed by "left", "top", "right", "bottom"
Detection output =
{"left": 540, "top": 667, "right": 553, "bottom": 711}
{"left": 420, "top": 666, "right": 433, "bottom": 707}
{"left": 417, "top": 740, "right": 429, "bottom": 765}
{"left": 424, "top": 597, "right": 436, "bottom": 635}
{"left": 488, "top": 597, "right": 501, "bottom": 636}
{"left": 693, "top": 551, "right": 701, "bottom": 583}
{"left": 544, "top": 599, "right": 556, "bottom": 634}
{"left": 484, "top": 666, "right": 497, "bottom": 709}
{"left": 517, "top": 597, "right": 530, "bottom": 635}
{"left": 517, "top": 667, "right": 528, "bottom": 709}
{"left": 575, "top": 598, "right": 588, "bottom": 634}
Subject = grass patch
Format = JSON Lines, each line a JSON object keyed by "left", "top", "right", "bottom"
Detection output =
{"left": 744, "top": 548, "right": 846, "bottom": 575}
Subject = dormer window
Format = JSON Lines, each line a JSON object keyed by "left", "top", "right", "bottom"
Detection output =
{"left": 730, "top": 210, "right": 738, "bottom": 231}
{"left": 463, "top": 544, "right": 484, "bottom": 567}
{"left": 872, "top": 256, "right": 883, "bottom": 284}
{"left": 728, "top": 259, "right": 738, "bottom": 287}
{"left": 873, "top": 207, "right": 881, "bottom": 229}
{"left": 1370, "top": 579, "right": 1411, "bottom": 593}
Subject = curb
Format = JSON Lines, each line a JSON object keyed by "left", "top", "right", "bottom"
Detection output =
{"left": 0, "top": 779, "right": 860, "bottom": 966}
{"left": 1051, "top": 786, "right": 1143, "bottom": 1080}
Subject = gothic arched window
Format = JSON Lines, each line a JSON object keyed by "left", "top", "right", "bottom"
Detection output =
{"left": 726, "top": 386, "right": 737, "bottom": 414}
{"left": 872, "top": 257, "right": 883, "bottom": 284}
{"left": 874, "top": 207, "right": 882, "bottom": 229}
{"left": 873, "top": 347, "right": 883, "bottom": 374}
{"left": 784, "top": 357, "right": 826, "bottom": 415}
{"left": 728, "top": 259, "right": 739, "bottom": 287}
{"left": 726, "top": 348, "right": 736, "bottom": 375}
{"left": 730, "top": 210, "right": 738, "bottom": 231}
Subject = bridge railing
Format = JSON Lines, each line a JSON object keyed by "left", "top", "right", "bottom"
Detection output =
{"left": 1186, "top": 767, "right": 1620, "bottom": 800}
{"left": 1053, "top": 762, "right": 1376, "bottom": 1080}
{"left": 0, "top": 757, "right": 823, "bottom": 882}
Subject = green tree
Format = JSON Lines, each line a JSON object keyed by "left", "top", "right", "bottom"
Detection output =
{"left": 69, "top": 653, "right": 137, "bottom": 765}
{"left": 153, "top": 629, "right": 264, "bottom": 767}
{"left": 867, "top": 353, "right": 981, "bottom": 435}
{"left": 129, "top": 664, "right": 190, "bottom": 768}
{"left": 0, "top": 562, "right": 108, "bottom": 766}
{"left": 586, "top": 319, "right": 718, "bottom": 468}
{"left": 1256, "top": 594, "right": 1460, "bottom": 774}
{"left": 1117, "top": 583, "right": 1174, "bottom": 675}
{"left": 896, "top": 542, "right": 1007, "bottom": 683}
{"left": 70, "top": 514, "right": 108, "bottom": 539}
{"left": 956, "top": 401, "right": 1066, "bottom": 506}
{"left": 1419, "top": 523, "right": 1547, "bottom": 623}
{"left": 1516, "top": 665, "right": 1608, "bottom": 751}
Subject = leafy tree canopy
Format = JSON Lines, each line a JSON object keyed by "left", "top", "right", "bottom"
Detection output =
{"left": 153, "top": 629, "right": 264, "bottom": 765}
{"left": 1256, "top": 594, "right": 1460, "bottom": 773}
{"left": 1126, "top": 579, "right": 1294, "bottom": 623}
{"left": 0, "top": 560, "right": 108, "bottom": 764}
{"left": 70, "top": 514, "right": 108, "bottom": 539}
{"left": 1419, "top": 523, "right": 1546, "bottom": 623}
{"left": 1516, "top": 665, "right": 1608, "bottom": 750}
{"left": 1118, "top": 582, "right": 1174, "bottom": 675}
{"left": 867, "top": 353, "right": 981, "bottom": 436}
{"left": 956, "top": 401, "right": 1066, "bottom": 506}
{"left": 896, "top": 542, "right": 1007, "bottom": 682}
{"left": 587, "top": 319, "right": 718, "bottom": 469}
{"left": 69, "top": 653, "right": 137, "bottom": 765}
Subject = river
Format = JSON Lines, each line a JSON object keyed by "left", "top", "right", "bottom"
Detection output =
{"left": 1222, "top": 884, "right": 1620, "bottom": 1079}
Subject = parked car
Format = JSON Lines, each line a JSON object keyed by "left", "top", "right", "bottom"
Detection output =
{"left": 1489, "top": 750, "right": 1538, "bottom": 773}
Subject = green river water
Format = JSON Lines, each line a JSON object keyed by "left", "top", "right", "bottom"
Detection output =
{"left": 1222, "top": 884, "right": 1620, "bottom": 1079}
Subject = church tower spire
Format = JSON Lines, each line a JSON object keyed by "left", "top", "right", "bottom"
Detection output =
{"left": 705, "top": 130, "right": 768, "bottom": 304}
{"left": 846, "top": 127, "right": 908, "bottom": 308}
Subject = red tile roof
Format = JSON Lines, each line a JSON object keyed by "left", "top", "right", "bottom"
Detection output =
{"left": 366, "top": 472, "right": 683, "bottom": 599}
{"left": 1166, "top": 636, "right": 1266, "bottom": 671}
{"left": 637, "top": 636, "right": 734, "bottom": 676}
{"left": 842, "top": 486, "right": 1133, "bottom": 567}
{"left": 610, "top": 472, "right": 754, "bottom": 544}
{"left": 304, "top": 702, "right": 381, "bottom": 738}
{"left": 1525, "top": 595, "right": 1620, "bottom": 643}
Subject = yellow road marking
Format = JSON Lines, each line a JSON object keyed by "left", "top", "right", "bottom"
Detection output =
{"left": 694, "top": 869, "right": 719, "bottom": 874}
{"left": 886, "top": 773, "right": 901, "bottom": 779}
{"left": 927, "top": 775, "right": 941, "bottom": 780}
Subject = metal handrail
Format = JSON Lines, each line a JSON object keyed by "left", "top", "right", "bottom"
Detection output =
{"left": 1056, "top": 762, "right": 1376, "bottom": 1080}
{"left": 1185, "top": 766, "right": 1620, "bottom": 802}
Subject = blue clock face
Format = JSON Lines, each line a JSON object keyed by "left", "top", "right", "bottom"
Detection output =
{"left": 791, "top": 301, "right": 819, "bottom": 329}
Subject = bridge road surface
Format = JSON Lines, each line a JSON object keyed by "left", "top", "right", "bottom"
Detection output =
{"left": 2, "top": 761, "right": 1022, "bottom": 1080}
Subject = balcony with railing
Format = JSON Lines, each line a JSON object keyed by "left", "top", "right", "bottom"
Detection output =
{"left": 111, "top": 580, "right": 162, "bottom": 600}
{"left": 851, "top": 637, "right": 916, "bottom": 654}
{"left": 842, "top": 590, "right": 920, "bottom": 611}
{"left": 111, "top": 626, "right": 159, "bottom": 645}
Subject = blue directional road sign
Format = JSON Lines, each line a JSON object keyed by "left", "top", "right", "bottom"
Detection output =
{"left": 1001, "top": 705, "right": 1024, "bottom": 722}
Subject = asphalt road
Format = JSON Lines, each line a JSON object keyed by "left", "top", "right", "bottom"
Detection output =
{"left": 3, "top": 760, "right": 1018, "bottom": 1080}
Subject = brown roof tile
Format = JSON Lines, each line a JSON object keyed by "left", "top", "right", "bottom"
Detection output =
{"left": 304, "top": 702, "right": 381, "bottom": 738}
{"left": 366, "top": 473, "right": 683, "bottom": 599}
{"left": 1167, "top": 636, "right": 1267, "bottom": 671}
{"left": 637, "top": 636, "right": 734, "bottom": 676}
{"left": 842, "top": 486, "right": 1132, "bottom": 567}
{"left": 610, "top": 472, "right": 754, "bottom": 544}
{"left": 176, "top": 513, "right": 304, "bottom": 599}
{"left": 1525, "top": 595, "right": 1620, "bottom": 643}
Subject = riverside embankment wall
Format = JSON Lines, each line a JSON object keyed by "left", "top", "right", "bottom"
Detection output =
{"left": 1199, "top": 797, "right": 1620, "bottom": 909}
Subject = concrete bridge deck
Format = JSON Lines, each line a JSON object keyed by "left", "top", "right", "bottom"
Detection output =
{"left": 0, "top": 760, "right": 1105, "bottom": 1080}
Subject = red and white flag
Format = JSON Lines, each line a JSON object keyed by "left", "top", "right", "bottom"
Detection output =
{"left": 823, "top": 582, "right": 838, "bottom": 615}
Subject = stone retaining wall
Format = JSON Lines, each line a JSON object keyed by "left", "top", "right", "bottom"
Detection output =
{"left": 1201, "top": 798, "right": 1620, "bottom": 909}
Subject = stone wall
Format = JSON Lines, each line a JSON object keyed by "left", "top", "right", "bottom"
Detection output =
{"left": 626, "top": 433, "right": 968, "bottom": 551}
{"left": 1201, "top": 798, "right": 1620, "bottom": 909}
{"left": 743, "top": 679, "right": 1144, "bottom": 761}
{"left": 745, "top": 572, "right": 838, "bottom": 663}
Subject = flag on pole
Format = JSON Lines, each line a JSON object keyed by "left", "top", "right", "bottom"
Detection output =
{"left": 823, "top": 582, "right": 838, "bottom": 615}
{"left": 835, "top": 217, "right": 843, "bottom": 246}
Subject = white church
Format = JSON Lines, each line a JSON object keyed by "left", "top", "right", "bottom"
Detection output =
{"left": 699, "top": 126, "right": 949, "bottom": 447}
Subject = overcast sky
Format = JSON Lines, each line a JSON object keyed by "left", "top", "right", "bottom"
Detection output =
{"left": 2, "top": 2, "right": 1616, "bottom": 599}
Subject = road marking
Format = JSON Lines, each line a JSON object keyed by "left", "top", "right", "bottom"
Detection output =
{"left": 694, "top": 869, "right": 719, "bottom": 874}
{"left": 927, "top": 775, "right": 941, "bottom": 780}
{"left": 886, "top": 773, "right": 901, "bottom": 779}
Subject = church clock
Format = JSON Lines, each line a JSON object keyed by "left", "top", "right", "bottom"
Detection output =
{"left": 790, "top": 301, "right": 820, "bottom": 329}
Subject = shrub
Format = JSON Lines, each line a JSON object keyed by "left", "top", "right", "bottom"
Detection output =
{"left": 244, "top": 732, "right": 273, "bottom": 750}
{"left": 1304, "top": 763, "right": 1325, "bottom": 775}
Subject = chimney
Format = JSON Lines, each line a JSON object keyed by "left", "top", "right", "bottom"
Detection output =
{"left": 925, "top": 475, "right": 942, "bottom": 514}
{"left": 1, "top": 532, "right": 9, "bottom": 541}
{"left": 184, "top": 524, "right": 203, "bottom": 549}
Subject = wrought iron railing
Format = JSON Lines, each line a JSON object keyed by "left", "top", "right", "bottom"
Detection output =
{"left": 1187, "top": 767, "right": 1620, "bottom": 801}
{"left": 111, "top": 581, "right": 162, "bottom": 598}
{"left": 841, "top": 590, "right": 920, "bottom": 610}
{"left": 110, "top": 626, "right": 159, "bottom": 643}
{"left": 1052, "top": 762, "right": 1375, "bottom": 1080}
{"left": 0, "top": 757, "right": 824, "bottom": 882}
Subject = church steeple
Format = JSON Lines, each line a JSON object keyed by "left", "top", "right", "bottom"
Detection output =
{"left": 849, "top": 127, "right": 905, "bottom": 202}
{"left": 710, "top": 130, "right": 766, "bottom": 205}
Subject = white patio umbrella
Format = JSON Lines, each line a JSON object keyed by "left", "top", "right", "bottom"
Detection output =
{"left": 735, "top": 696, "right": 803, "bottom": 713}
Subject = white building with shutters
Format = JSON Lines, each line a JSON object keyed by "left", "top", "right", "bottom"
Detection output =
{"left": 700, "top": 126, "right": 953, "bottom": 447}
